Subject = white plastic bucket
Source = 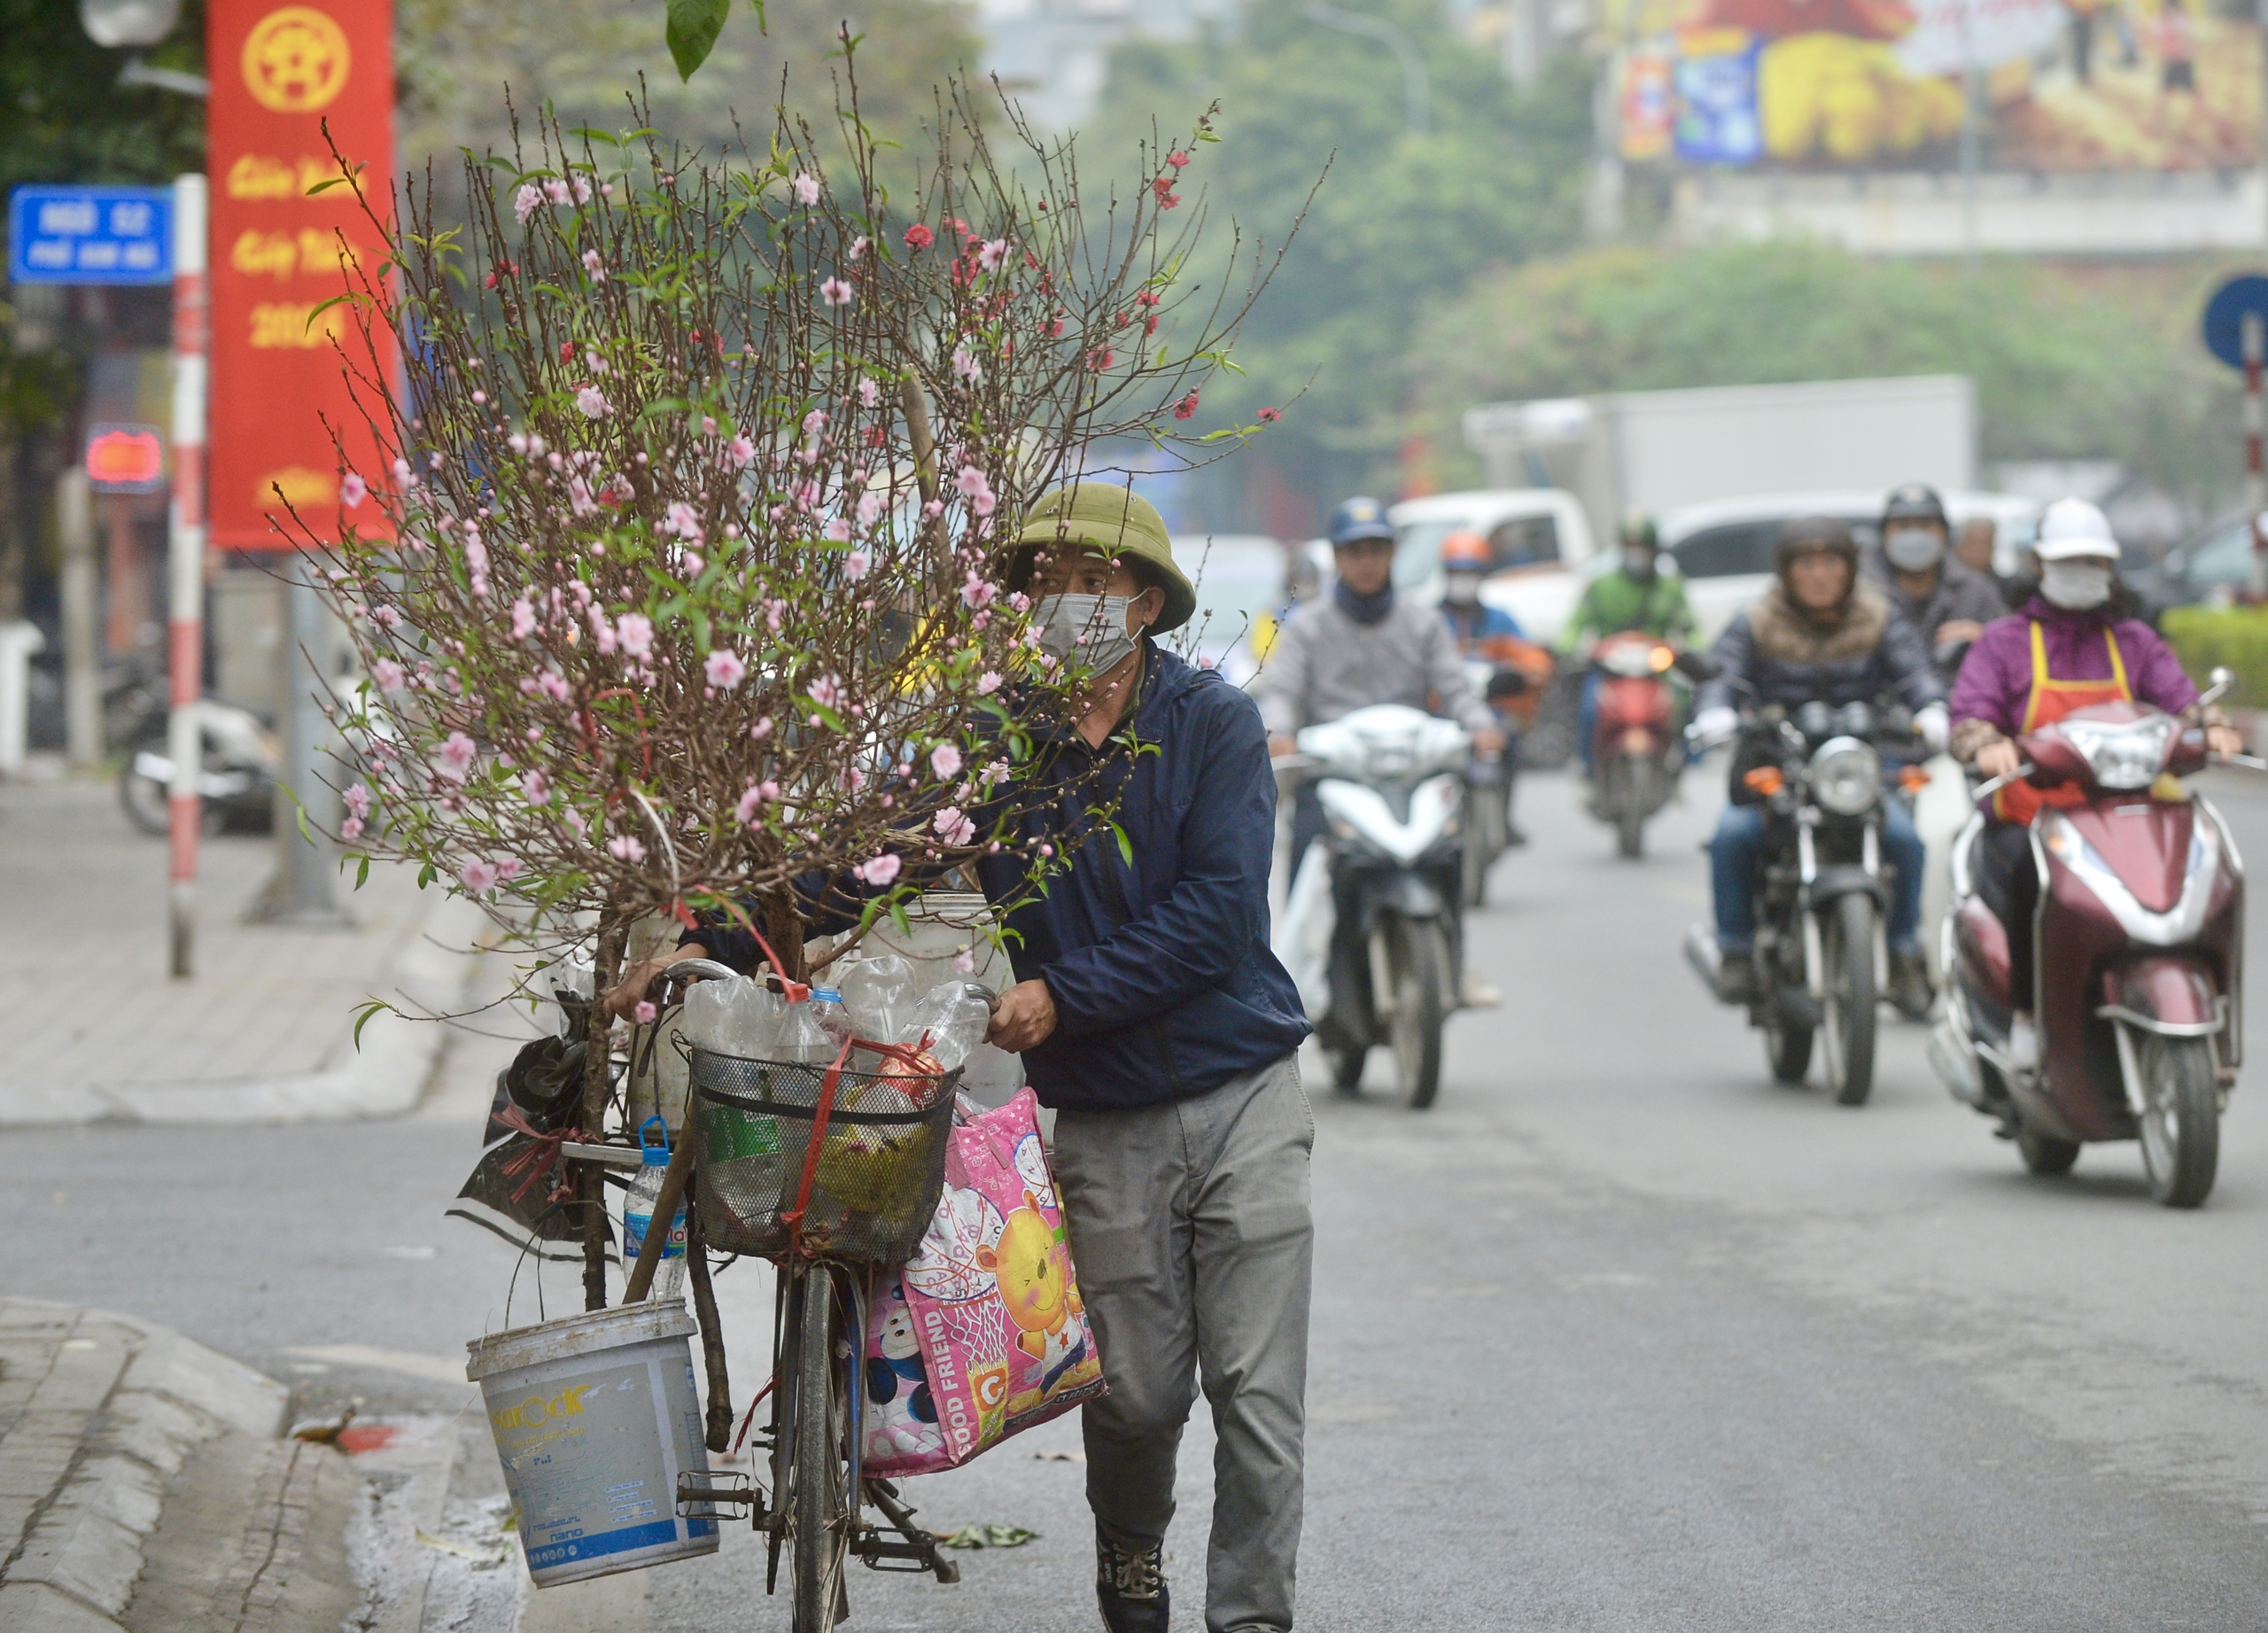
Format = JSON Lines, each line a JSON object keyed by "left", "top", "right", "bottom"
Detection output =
{"left": 466, "top": 1302, "right": 719, "bottom": 1587}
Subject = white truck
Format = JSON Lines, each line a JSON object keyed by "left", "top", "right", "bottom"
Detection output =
{"left": 1391, "top": 374, "right": 1992, "bottom": 646}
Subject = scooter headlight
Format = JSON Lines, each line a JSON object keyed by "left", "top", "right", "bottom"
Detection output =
{"left": 2055, "top": 715, "right": 2174, "bottom": 791}
{"left": 1808, "top": 735, "right": 1880, "bottom": 816}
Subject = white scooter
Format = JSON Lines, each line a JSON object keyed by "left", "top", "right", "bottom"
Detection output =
{"left": 1274, "top": 704, "right": 1472, "bottom": 1108}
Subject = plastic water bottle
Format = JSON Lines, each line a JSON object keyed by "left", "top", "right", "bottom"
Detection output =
{"left": 839, "top": 954, "right": 916, "bottom": 1044}
{"left": 806, "top": 986, "right": 855, "bottom": 1048}
{"left": 623, "top": 1117, "right": 687, "bottom": 1303}
{"left": 902, "top": 981, "right": 997, "bottom": 1072}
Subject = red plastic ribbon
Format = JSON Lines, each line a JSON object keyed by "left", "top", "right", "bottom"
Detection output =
{"left": 773, "top": 1033, "right": 947, "bottom": 1261}
{"left": 494, "top": 1103, "right": 593, "bottom": 1203}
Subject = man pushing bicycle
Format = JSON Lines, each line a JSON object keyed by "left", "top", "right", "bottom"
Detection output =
{"left": 609, "top": 484, "right": 1315, "bottom": 1633}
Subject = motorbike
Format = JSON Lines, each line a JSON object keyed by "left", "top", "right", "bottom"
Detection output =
{"left": 1585, "top": 632, "right": 1703, "bottom": 859}
{"left": 1457, "top": 642, "right": 1547, "bottom": 906}
{"left": 1685, "top": 697, "right": 1924, "bottom": 1106}
{"left": 118, "top": 698, "right": 281, "bottom": 836}
{"left": 1277, "top": 704, "right": 1472, "bottom": 1108}
{"left": 1931, "top": 681, "right": 2244, "bottom": 1208}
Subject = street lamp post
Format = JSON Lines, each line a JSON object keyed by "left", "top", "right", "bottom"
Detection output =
{"left": 1304, "top": 3, "right": 1430, "bottom": 137}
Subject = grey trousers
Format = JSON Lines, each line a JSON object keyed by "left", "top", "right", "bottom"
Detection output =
{"left": 1051, "top": 1053, "right": 1315, "bottom": 1633}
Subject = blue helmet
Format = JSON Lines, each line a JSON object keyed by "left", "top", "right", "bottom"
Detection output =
{"left": 1327, "top": 496, "right": 1394, "bottom": 548}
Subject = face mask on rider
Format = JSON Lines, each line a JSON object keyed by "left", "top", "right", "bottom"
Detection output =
{"left": 2039, "top": 559, "right": 2113, "bottom": 610}
{"left": 1622, "top": 546, "right": 1656, "bottom": 579}
{"left": 1883, "top": 525, "right": 1946, "bottom": 573}
{"left": 1443, "top": 571, "right": 1484, "bottom": 606}
{"left": 1032, "top": 592, "right": 1146, "bottom": 674}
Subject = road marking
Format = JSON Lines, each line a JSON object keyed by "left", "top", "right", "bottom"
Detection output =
{"left": 284, "top": 1343, "right": 470, "bottom": 1386}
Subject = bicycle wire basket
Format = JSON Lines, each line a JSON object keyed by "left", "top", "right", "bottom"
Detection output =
{"left": 684, "top": 1043, "right": 960, "bottom": 1264}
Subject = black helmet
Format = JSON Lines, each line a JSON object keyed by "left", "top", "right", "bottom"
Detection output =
{"left": 1881, "top": 483, "right": 1948, "bottom": 531}
{"left": 1327, "top": 496, "right": 1394, "bottom": 548}
{"left": 1775, "top": 514, "right": 1859, "bottom": 576}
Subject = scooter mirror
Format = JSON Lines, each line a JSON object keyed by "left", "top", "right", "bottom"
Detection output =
{"left": 2200, "top": 665, "right": 2236, "bottom": 710}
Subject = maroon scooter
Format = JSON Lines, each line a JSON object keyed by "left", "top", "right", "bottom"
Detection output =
{"left": 1932, "top": 682, "right": 2244, "bottom": 1207}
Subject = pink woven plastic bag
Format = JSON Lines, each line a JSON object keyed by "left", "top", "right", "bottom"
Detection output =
{"left": 861, "top": 1087, "right": 1106, "bottom": 1475}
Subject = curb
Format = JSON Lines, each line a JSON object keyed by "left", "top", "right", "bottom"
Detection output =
{"left": 0, "top": 1300, "right": 290, "bottom": 1632}
{"left": 0, "top": 893, "right": 486, "bottom": 1127}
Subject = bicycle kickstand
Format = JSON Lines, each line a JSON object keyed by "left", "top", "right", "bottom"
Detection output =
{"left": 858, "top": 1477, "right": 961, "bottom": 1584}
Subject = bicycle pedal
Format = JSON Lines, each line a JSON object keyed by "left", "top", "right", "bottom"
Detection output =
{"left": 678, "top": 1469, "right": 760, "bottom": 1518}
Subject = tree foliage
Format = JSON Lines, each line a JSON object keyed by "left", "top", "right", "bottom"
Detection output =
{"left": 398, "top": 0, "right": 980, "bottom": 184}
{"left": 1082, "top": 0, "right": 1592, "bottom": 512}
{"left": 1411, "top": 239, "right": 2241, "bottom": 507}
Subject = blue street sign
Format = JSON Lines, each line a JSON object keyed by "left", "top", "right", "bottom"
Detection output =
{"left": 8, "top": 185, "right": 173, "bottom": 286}
{"left": 2202, "top": 275, "right": 2268, "bottom": 371}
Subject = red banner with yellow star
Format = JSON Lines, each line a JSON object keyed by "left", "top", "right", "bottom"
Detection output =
{"left": 207, "top": 0, "right": 396, "bottom": 550}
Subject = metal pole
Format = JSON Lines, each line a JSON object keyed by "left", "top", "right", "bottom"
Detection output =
{"left": 167, "top": 175, "right": 207, "bottom": 978}
{"left": 58, "top": 470, "right": 101, "bottom": 769}
{"left": 1959, "top": 0, "right": 1981, "bottom": 276}
{"left": 250, "top": 560, "right": 346, "bottom": 923}
{"left": 2248, "top": 310, "right": 2265, "bottom": 598}
{"left": 1304, "top": 3, "right": 1430, "bottom": 136}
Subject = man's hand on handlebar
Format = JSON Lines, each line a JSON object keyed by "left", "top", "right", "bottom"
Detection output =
{"left": 2209, "top": 724, "right": 2244, "bottom": 759}
{"left": 600, "top": 943, "right": 711, "bottom": 1023}
{"left": 1472, "top": 726, "right": 1507, "bottom": 757}
{"left": 986, "top": 978, "right": 1057, "bottom": 1052}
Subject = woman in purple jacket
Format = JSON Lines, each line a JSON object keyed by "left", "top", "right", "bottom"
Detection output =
{"left": 1948, "top": 499, "right": 2239, "bottom": 1064}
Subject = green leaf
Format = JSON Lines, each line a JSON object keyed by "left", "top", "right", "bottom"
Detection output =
{"left": 350, "top": 999, "right": 395, "bottom": 1050}
{"left": 355, "top": 855, "right": 370, "bottom": 890}
{"left": 666, "top": 0, "right": 730, "bottom": 81}
{"left": 1111, "top": 822, "right": 1133, "bottom": 867}
{"left": 305, "top": 177, "right": 348, "bottom": 196}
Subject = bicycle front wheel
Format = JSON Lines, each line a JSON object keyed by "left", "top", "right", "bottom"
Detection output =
{"left": 788, "top": 1270, "right": 852, "bottom": 1632}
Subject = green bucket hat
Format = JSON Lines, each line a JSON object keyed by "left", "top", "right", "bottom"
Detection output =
{"left": 1007, "top": 484, "right": 1196, "bottom": 635}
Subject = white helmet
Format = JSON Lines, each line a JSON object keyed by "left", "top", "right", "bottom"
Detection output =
{"left": 2033, "top": 498, "right": 2120, "bottom": 563}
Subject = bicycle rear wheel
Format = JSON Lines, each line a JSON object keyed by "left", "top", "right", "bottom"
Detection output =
{"left": 787, "top": 1270, "right": 851, "bottom": 1631}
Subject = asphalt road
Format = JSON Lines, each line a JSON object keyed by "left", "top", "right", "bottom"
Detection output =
{"left": 8, "top": 766, "right": 2268, "bottom": 1629}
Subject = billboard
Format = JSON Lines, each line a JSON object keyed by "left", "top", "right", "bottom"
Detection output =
{"left": 208, "top": 0, "right": 397, "bottom": 551}
{"left": 1615, "top": 0, "right": 2261, "bottom": 171}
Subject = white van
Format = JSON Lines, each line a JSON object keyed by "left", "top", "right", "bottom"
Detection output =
{"left": 1386, "top": 488, "right": 1599, "bottom": 642}
{"left": 1662, "top": 489, "right": 2041, "bottom": 643}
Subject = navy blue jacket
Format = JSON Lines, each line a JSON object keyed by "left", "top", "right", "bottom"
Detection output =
{"left": 692, "top": 642, "right": 1309, "bottom": 1112}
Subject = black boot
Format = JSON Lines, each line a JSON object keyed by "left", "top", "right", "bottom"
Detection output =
{"left": 1713, "top": 947, "right": 1755, "bottom": 1006}
{"left": 1890, "top": 945, "right": 1935, "bottom": 1021}
{"left": 1096, "top": 1532, "right": 1169, "bottom": 1633}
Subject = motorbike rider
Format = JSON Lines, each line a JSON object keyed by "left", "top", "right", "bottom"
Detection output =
{"left": 1692, "top": 516, "right": 1947, "bottom": 1018}
{"left": 1437, "top": 529, "right": 1530, "bottom": 847}
{"left": 1948, "top": 497, "right": 2240, "bottom": 1069}
{"left": 1863, "top": 483, "right": 2007, "bottom": 673}
{"left": 1559, "top": 515, "right": 1697, "bottom": 777}
{"left": 1258, "top": 495, "right": 1504, "bottom": 1005}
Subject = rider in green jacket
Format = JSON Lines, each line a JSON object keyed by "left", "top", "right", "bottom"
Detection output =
{"left": 1561, "top": 517, "right": 1697, "bottom": 774}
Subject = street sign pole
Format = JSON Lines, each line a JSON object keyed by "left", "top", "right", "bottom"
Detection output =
{"left": 2250, "top": 311, "right": 2266, "bottom": 600}
{"left": 2201, "top": 276, "right": 2268, "bottom": 598}
{"left": 167, "top": 174, "right": 207, "bottom": 977}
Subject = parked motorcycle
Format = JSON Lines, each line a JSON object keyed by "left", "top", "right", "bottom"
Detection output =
{"left": 1931, "top": 681, "right": 2243, "bottom": 1208}
{"left": 118, "top": 698, "right": 280, "bottom": 836}
{"left": 1277, "top": 704, "right": 1472, "bottom": 1108}
{"left": 1685, "top": 698, "right": 1922, "bottom": 1106}
{"left": 1585, "top": 632, "right": 1703, "bottom": 859}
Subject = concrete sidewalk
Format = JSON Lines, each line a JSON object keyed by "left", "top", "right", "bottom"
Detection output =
{"left": 0, "top": 776, "right": 484, "bottom": 1125}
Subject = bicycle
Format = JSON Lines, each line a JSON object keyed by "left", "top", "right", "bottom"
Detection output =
{"left": 621, "top": 960, "right": 963, "bottom": 1631}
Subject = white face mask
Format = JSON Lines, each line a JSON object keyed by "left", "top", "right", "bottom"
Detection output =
{"left": 1443, "top": 572, "right": 1484, "bottom": 605}
{"left": 1883, "top": 525, "right": 1946, "bottom": 573}
{"left": 1032, "top": 592, "right": 1144, "bottom": 675}
{"left": 2039, "top": 560, "right": 2113, "bottom": 610}
{"left": 1622, "top": 547, "right": 1656, "bottom": 579}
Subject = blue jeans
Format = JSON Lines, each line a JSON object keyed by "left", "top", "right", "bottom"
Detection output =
{"left": 1577, "top": 671, "right": 1601, "bottom": 776}
{"left": 1711, "top": 800, "right": 1924, "bottom": 953}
